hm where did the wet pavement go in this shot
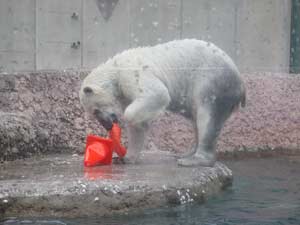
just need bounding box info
[0,152,232,218]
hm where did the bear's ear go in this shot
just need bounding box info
[83,86,93,95]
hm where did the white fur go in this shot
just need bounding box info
[80,39,245,166]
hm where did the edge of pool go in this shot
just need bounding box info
[0,153,232,218]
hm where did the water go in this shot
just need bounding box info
[2,156,300,225]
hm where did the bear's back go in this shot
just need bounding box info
[114,39,236,76]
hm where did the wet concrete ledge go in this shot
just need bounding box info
[0,153,232,218]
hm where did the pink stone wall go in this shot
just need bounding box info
[150,73,300,156]
[219,73,300,153]
[0,71,299,160]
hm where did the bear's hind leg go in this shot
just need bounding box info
[177,106,223,167]
[176,122,197,159]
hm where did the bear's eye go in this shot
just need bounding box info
[83,86,93,94]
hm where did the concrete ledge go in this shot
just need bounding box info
[0,153,232,218]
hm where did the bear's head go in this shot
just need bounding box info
[79,73,121,131]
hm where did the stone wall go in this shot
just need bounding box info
[0,0,291,73]
[0,71,299,161]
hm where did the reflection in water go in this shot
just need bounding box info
[83,163,126,180]
[84,166,114,180]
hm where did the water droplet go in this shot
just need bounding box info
[19,220,32,224]
[168,0,177,7]
[143,65,149,70]
[152,21,159,27]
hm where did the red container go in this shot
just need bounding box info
[84,135,113,167]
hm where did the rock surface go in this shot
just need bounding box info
[0,113,37,161]
[0,153,232,218]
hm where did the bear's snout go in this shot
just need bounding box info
[110,113,118,123]
[94,109,117,131]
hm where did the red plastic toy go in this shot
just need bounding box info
[109,123,127,158]
[84,123,127,167]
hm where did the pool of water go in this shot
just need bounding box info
[1,156,300,225]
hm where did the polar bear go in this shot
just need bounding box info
[79,39,246,167]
